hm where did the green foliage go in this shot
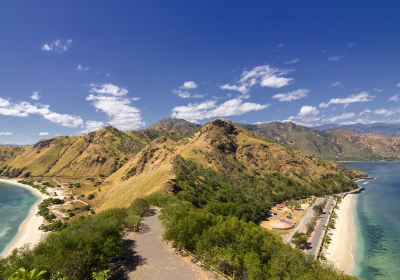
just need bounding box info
[87,193,95,200]
[159,157,356,280]
[1,209,127,280]
[91,269,110,280]
[130,197,150,217]
[8,268,46,280]
[292,232,308,249]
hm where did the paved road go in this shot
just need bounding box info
[306,196,336,257]
[286,197,323,244]
[127,208,218,280]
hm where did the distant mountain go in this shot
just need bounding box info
[314,122,400,136]
[240,121,400,161]
[137,117,200,141]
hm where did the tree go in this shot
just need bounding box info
[292,232,308,249]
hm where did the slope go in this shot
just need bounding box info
[0,127,145,178]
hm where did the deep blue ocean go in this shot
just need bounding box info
[343,162,400,280]
[0,181,36,255]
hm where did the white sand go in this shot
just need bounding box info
[325,194,357,275]
[0,179,48,257]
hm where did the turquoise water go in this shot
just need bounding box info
[343,162,400,280]
[0,182,37,255]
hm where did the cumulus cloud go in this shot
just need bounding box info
[389,94,400,102]
[0,97,83,127]
[82,120,105,133]
[171,98,268,123]
[319,92,374,108]
[0,131,13,136]
[39,132,49,136]
[87,83,144,130]
[76,64,89,72]
[41,39,72,53]
[298,106,319,119]
[220,65,293,94]
[272,88,309,102]
[180,81,198,90]
[173,81,205,99]
[31,91,40,100]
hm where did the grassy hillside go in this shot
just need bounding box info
[0,127,145,178]
[96,120,362,210]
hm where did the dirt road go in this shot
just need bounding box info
[127,208,218,280]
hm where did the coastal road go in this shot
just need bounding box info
[307,196,336,257]
[127,208,218,280]
[286,197,324,244]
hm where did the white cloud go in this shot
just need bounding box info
[272,88,309,102]
[346,42,355,49]
[0,97,83,127]
[389,94,400,102]
[31,91,40,100]
[41,39,72,53]
[180,81,198,90]
[0,131,13,136]
[319,92,374,108]
[277,43,284,48]
[39,132,49,136]
[76,64,89,72]
[220,65,293,94]
[87,83,144,130]
[331,82,342,87]
[328,55,345,62]
[284,58,300,64]
[174,90,206,99]
[325,112,356,123]
[173,81,205,99]
[82,120,105,133]
[89,83,128,96]
[298,106,319,119]
[171,98,268,123]
[373,108,396,117]
[396,82,400,88]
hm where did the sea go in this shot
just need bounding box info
[0,181,37,255]
[343,162,400,280]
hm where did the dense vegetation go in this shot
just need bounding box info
[0,156,356,279]
[154,157,355,279]
[0,199,150,280]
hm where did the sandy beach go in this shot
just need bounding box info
[325,194,357,275]
[0,179,47,257]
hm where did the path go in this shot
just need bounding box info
[306,196,336,257]
[286,197,323,244]
[127,208,218,280]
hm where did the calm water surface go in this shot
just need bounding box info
[0,181,36,254]
[344,162,400,280]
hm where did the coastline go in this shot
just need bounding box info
[325,194,357,275]
[0,179,47,257]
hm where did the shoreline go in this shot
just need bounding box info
[0,179,48,257]
[325,194,357,275]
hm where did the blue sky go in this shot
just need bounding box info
[1,0,400,144]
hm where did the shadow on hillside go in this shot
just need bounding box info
[110,238,146,280]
